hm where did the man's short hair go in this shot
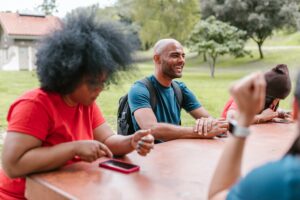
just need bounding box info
[153,38,181,55]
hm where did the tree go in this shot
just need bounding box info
[201,0,300,59]
[67,5,141,51]
[95,4,141,50]
[280,0,300,31]
[187,17,248,78]
[38,0,58,15]
[117,0,200,50]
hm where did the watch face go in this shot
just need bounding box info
[229,122,234,133]
[228,120,237,133]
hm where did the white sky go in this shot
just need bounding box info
[0,0,117,17]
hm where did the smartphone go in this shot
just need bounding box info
[272,118,290,123]
[99,159,140,174]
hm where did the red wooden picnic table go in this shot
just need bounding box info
[26,123,297,200]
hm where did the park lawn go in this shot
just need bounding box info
[246,31,300,47]
[0,48,298,133]
[98,47,298,129]
[0,46,298,162]
[0,71,39,131]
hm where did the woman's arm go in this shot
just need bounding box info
[208,72,266,199]
[1,132,111,178]
[228,107,279,124]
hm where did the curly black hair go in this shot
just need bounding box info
[36,8,135,94]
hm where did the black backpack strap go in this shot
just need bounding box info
[139,77,157,109]
[171,81,183,108]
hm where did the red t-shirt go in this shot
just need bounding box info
[221,97,238,118]
[0,88,105,199]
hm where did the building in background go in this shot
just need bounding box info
[0,11,60,70]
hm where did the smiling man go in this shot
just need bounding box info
[128,38,228,143]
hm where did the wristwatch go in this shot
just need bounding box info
[229,120,251,138]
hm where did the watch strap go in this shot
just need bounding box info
[233,125,250,138]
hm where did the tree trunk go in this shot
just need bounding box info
[203,52,207,62]
[208,56,216,78]
[257,41,264,59]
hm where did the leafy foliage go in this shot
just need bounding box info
[38,0,57,15]
[201,0,300,59]
[117,0,200,50]
[187,17,248,77]
[279,0,300,32]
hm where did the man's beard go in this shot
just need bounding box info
[162,62,183,79]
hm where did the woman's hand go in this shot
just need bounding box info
[131,129,154,156]
[74,140,113,162]
[256,108,279,123]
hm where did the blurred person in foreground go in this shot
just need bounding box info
[208,72,300,200]
[0,10,154,200]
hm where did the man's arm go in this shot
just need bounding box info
[129,80,226,140]
[134,108,227,141]
[189,107,211,119]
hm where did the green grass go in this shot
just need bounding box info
[98,48,298,129]
[0,47,298,132]
[0,71,39,132]
[2,32,297,133]
[246,31,300,47]
[97,66,247,128]
[0,44,298,164]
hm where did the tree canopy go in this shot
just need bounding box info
[187,16,248,77]
[201,0,300,59]
[38,0,58,15]
[117,0,200,50]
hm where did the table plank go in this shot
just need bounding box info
[26,123,297,200]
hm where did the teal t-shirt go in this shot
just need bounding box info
[227,155,300,200]
[128,75,201,132]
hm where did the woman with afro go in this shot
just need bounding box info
[0,9,154,199]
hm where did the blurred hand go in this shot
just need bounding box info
[131,129,154,156]
[283,111,293,122]
[74,140,113,162]
[257,108,278,123]
[230,72,266,127]
[278,110,292,119]
[194,117,214,134]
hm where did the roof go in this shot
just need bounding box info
[0,12,61,37]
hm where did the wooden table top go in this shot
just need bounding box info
[25,123,297,200]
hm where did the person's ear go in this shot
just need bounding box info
[153,54,161,64]
[293,97,298,120]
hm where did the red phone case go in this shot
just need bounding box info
[99,159,140,174]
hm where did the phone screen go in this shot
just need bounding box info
[102,160,137,169]
[99,159,140,173]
